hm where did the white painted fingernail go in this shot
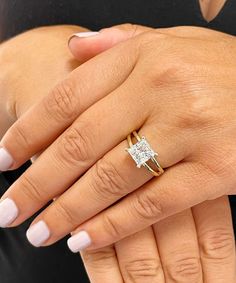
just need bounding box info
[26,221,50,247]
[67,231,92,253]
[0,148,13,171]
[72,31,100,38]
[0,198,18,227]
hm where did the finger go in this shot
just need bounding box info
[155,26,232,40]
[1,67,160,230]
[24,120,188,247]
[153,209,203,282]
[68,24,151,62]
[81,246,123,283]
[0,34,138,171]
[192,196,236,282]
[115,227,165,283]
[68,25,227,65]
[67,159,225,251]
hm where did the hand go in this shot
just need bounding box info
[83,197,236,282]
[0,24,236,252]
[0,25,86,138]
[1,25,234,283]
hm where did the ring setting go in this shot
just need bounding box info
[126,131,164,177]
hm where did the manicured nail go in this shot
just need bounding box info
[0,148,13,171]
[0,198,18,228]
[67,231,92,253]
[26,221,50,247]
[72,31,100,38]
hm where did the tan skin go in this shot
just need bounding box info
[0,2,226,132]
[0,0,226,132]
[0,2,235,283]
[4,24,236,244]
[199,0,227,22]
[0,25,235,283]
[0,25,82,138]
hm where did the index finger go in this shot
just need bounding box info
[0,39,138,171]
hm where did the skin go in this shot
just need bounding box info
[199,0,227,22]
[83,197,236,283]
[2,23,236,250]
[0,25,83,138]
[0,24,235,282]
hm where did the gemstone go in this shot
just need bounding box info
[127,137,157,168]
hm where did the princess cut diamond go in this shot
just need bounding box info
[127,137,157,168]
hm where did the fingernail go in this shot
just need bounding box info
[72,31,100,38]
[26,221,50,247]
[67,231,92,253]
[0,148,13,171]
[0,198,18,228]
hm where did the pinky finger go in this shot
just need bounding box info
[192,196,236,283]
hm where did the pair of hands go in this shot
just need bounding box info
[0,24,235,282]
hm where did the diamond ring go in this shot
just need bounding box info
[126,131,164,177]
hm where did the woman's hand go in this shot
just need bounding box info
[83,197,236,282]
[0,25,86,138]
[0,24,236,252]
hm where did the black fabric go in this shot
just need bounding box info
[0,1,236,282]
[1,0,236,41]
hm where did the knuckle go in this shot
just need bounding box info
[91,158,130,199]
[20,174,44,204]
[136,31,169,60]
[9,122,32,150]
[54,200,78,226]
[140,30,169,48]
[173,94,214,130]
[139,40,193,87]
[166,257,201,282]
[170,26,194,34]
[82,246,116,269]
[199,228,235,260]
[102,214,121,240]
[173,106,201,131]
[119,23,141,37]
[150,56,192,88]
[124,258,161,280]
[45,79,78,122]
[132,191,163,221]
[120,23,137,32]
[145,60,197,107]
[58,124,92,166]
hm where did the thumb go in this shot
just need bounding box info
[68,24,151,62]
